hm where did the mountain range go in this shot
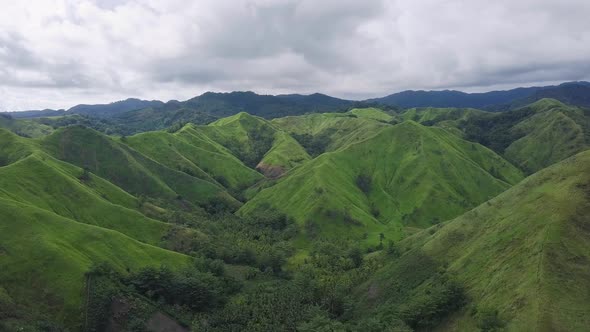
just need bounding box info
[1,89,589,331]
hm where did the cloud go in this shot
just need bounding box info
[0,0,589,110]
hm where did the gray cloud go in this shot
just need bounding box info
[0,0,589,111]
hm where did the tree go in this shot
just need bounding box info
[347,247,364,268]
[79,167,91,181]
[355,174,372,194]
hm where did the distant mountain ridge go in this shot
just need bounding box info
[3,81,589,133]
[369,81,590,110]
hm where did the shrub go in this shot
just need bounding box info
[355,174,372,194]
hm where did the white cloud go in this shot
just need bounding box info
[0,0,589,110]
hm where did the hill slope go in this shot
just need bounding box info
[359,150,590,331]
[199,112,310,175]
[40,125,239,208]
[126,124,264,192]
[0,197,191,329]
[271,110,391,156]
[239,121,523,243]
[459,99,590,173]
[0,129,170,244]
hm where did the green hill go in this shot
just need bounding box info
[0,129,170,244]
[198,112,310,176]
[0,114,53,138]
[239,121,523,244]
[348,107,394,122]
[400,107,486,124]
[126,124,263,192]
[271,111,390,156]
[459,98,590,173]
[358,149,590,331]
[0,197,191,329]
[503,99,590,172]
[40,125,239,208]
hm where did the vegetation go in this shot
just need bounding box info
[240,121,524,244]
[1,98,589,331]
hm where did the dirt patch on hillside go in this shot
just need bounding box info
[146,311,189,332]
[256,162,286,179]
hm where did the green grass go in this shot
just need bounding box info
[258,131,310,177]
[0,115,54,138]
[361,150,590,331]
[126,124,263,191]
[239,121,524,244]
[0,131,170,245]
[40,125,238,207]
[0,197,192,329]
[504,99,590,172]
[400,107,486,124]
[348,107,394,122]
[271,111,390,153]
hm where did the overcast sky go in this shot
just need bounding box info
[1,0,589,111]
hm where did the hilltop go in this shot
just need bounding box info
[240,120,523,244]
[357,150,590,331]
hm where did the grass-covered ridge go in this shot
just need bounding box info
[0,197,191,329]
[41,125,239,208]
[2,98,589,331]
[271,110,391,156]
[360,149,590,331]
[239,121,523,243]
[126,124,263,192]
[0,129,170,244]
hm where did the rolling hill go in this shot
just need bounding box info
[271,109,391,156]
[0,197,191,329]
[239,120,523,244]
[125,124,264,192]
[2,97,589,331]
[458,99,590,173]
[40,125,239,208]
[358,149,590,331]
[0,113,54,138]
[197,112,310,176]
[0,129,170,244]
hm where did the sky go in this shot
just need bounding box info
[1,0,589,111]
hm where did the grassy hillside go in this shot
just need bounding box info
[359,149,590,331]
[0,114,53,138]
[40,125,239,208]
[0,197,191,329]
[400,107,486,125]
[258,131,311,178]
[348,107,394,122]
[199,112,310,175]
[503,99,590,172]
[239,121,523,244]
[0,129,170,244]
[126,124,263,192]
[272,111,390,155]
[459,99,589,173]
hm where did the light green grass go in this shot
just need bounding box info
[348,107,394,122]
[0,116,54,138]
[271,111,390,152]
[363,149,590,331]
[40,125,238,207]
[504,99,590,172]
[0,130,170,244]
[239,121,523,244]
[0,197,192,329]
[126,124,263,191]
